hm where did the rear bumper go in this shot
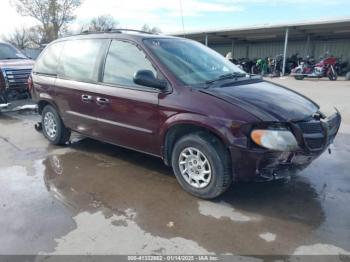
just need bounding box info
[230,111,341,181]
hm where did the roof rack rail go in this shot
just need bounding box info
[80,28,156,35]
[107,28,156,34]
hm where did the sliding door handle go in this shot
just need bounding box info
[81,94,93,102]
[96,97,110,105]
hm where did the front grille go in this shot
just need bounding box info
[298,121,323,134]
[296,113,341,152]
[296,120,325,151]
[304,137,324,149]
[4,68,32,89]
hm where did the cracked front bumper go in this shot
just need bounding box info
[230,111,341,181]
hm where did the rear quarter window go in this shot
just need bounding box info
[34,42,64,76]
[58,39,107,83]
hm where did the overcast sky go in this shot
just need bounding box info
[1,0,350,37]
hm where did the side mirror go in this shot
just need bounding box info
[133,70,167,90]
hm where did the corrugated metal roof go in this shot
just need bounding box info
[170,17,350,44]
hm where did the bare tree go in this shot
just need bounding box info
[27,26,48,47]
[3,27,32,49]
[141,24,161,34]
[12,0,82,43]
[85,15,118,32]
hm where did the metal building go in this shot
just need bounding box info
[171,18,350,75]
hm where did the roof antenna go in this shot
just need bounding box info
[179,0,186,37]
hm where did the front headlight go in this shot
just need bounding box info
[251,129,298,151]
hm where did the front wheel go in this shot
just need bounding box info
[346,71,350,81]
[171,132,232,199]
[42,105,71,145]
[328,70,338,81]
[0,94,7,104]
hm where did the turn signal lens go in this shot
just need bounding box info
[251,129,265,145]
[251,129,298,151]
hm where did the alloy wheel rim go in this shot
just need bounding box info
[178,147,212,189]
[44,112,57,139]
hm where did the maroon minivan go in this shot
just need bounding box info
[30,30,341,199]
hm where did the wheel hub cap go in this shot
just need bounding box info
[178,147,212,189]
[44,112,57,139]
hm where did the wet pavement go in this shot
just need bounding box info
[0,78,349,258]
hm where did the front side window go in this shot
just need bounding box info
[59,39,106,83]
[0,43,27,60]
[34,42,64,75]
[103,40,157,88]
[144,38,245,86]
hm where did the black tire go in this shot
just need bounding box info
[0,94,7,104]
[346,72,350,81]
[294,69,304,80]
[171,132,232,199]
[328,71,337,81]
[41,105,71,145]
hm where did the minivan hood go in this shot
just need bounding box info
[201,80,319,122]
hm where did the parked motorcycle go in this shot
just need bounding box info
[252,58,268,75]
[286,53,302,73]
[335,57,349,76]
[267,53,301,77]
[239,58,255,73]
[269,54,284,76]
[230,57,254,74]
[291,56,337,81]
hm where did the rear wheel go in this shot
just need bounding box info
[171,132,232,199]
[294,69,304,80]
[42,105,71,145]
[251,65,259,75]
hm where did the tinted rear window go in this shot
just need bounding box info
[58,39,106,83]
[34,42,64,75]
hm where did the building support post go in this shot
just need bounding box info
[282,27,289,76]
[306,34,311,56]
[205,34,208,46]
[231,39,235,57]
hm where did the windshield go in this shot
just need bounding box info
[0,43,27,60]
[144,38,245,86]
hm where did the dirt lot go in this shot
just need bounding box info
[0,77,349,258]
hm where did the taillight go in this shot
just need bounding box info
[27,75,33,92]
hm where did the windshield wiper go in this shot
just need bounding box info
[205,72,248,86]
